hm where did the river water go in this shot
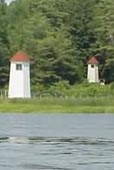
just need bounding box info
[0,113,114,170]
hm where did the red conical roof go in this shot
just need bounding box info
[10,51,30,62]
[87,56,98,64]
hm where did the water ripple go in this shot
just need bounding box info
[0,136,114,146]
[21,164,72,170]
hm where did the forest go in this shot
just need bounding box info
[0,0,114,94]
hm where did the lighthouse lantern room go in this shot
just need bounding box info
[8,51,31,98]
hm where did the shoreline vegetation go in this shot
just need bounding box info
[1,83,114,113]
[0,96,114,113]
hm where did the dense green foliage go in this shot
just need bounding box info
[1,0,114,90]
[32,81,114,98]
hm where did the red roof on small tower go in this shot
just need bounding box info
[10,51,30,62]
[87,56,98,65]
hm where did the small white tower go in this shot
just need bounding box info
[87,56,99,83]
[8,51,31,98]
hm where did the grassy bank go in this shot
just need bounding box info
[0,97,114,113]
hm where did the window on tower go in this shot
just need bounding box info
[16,64,22,70]
[91,64,94,68]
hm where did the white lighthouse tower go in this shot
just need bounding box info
[8,51,31,98]
[87,56,99,83]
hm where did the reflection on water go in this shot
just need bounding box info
[0,114,114,170]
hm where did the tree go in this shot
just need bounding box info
[93,0,114,82]
[0,1,9,87]
[7,0,85,87]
